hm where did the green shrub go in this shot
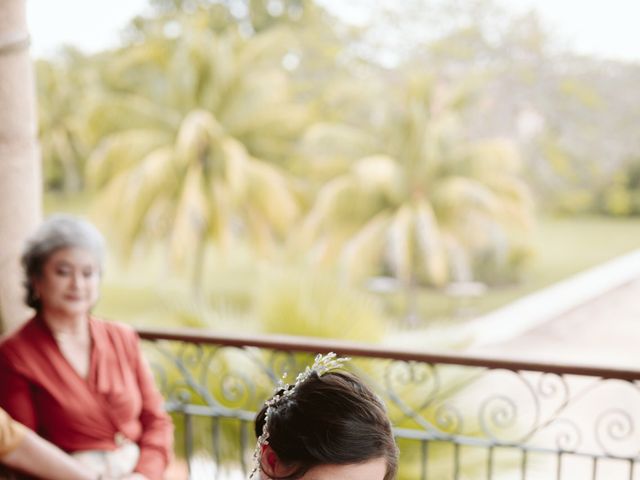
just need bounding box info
[255,266,388,342]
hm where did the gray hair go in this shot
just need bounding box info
[21,214,105,310]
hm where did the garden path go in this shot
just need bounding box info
[466,249,640,369]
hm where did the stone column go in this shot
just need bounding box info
[0,0,41,333]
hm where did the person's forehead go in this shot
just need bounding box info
[302,457,387,480]
[46,247,98,265]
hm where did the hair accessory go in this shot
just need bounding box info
[249,352,350,479]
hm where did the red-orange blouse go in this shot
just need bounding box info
[0,316,173,480]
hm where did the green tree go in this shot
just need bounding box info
[87,13,308,288]
[36,52,94,192]
[146,0,315,34]
[294,75,534,292]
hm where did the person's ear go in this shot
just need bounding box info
[261,445,291,478]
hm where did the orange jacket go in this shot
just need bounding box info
[0,316,173,479]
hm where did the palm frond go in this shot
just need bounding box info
[338,212,391,283]
[414,199,448,286]
[87,129,170,188]
[386,205,414,284]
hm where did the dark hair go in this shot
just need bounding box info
[21,214,105,310]
[254,371,399,479]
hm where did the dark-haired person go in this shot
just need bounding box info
[0,215,173,480]
[0,407,99,479]
[253,361,399,480]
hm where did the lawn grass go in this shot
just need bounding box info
[402,215,640,326]
[487,215,640,309]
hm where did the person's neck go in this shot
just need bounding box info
[41,310,90,336]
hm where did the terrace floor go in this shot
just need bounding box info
[458,248,640,370]
[471,275,640,369]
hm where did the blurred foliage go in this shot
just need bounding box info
[85,15,309,288]
[38,0,542,295]
[294,75,535,288]
[598,156,640,216]
[255,266,388,341]
[36,52,93,191]
[37,0,640,313]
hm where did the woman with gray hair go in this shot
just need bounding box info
[0,215,173,480]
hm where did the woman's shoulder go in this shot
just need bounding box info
[0,318,49,373]
[0,317,42,354]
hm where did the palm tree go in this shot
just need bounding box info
[294,75,534,296]
[87,13,307,289]
[0,0,42,331]
[36,52,95,192]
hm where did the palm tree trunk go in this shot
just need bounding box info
[191,237,206,302]
[0,0,42,333]
[404,276,420,327]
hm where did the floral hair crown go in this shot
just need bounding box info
[249,352,350,479]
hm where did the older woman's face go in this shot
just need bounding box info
[34,247,100,317]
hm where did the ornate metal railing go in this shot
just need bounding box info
[138,327,640,480]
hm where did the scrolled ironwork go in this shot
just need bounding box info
[479,394,519,441]
[434,402,464,435]
[266,350,303,385]
[383,361,440,413]
[595,408,638,457]
[537,372,569,402]
[218,371,255,407]
[550,418,583,452]
[137,328,640,479]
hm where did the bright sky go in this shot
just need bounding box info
[26,0,640,62]
[498,0,640,62]
[27,0,150,58]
